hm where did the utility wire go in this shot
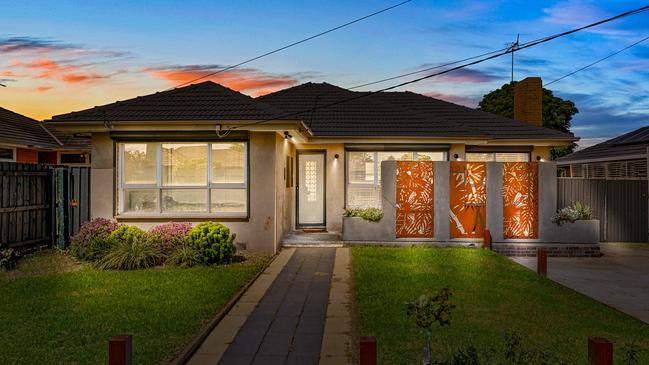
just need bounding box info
[347,47,508,89]
[221,4,649,133]
[545,34,649,86]
[167,0,413,90]
[349,6,649,90]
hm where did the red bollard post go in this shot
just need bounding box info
[483,229,492,250]
[537,248,547,277]
[109,335,132,365]
[360,336,377,365]
[588,337,613,365]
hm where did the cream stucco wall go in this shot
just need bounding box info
[90,132,114,219]
[89,131,281,254]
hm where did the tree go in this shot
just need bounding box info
[477,82,579,159]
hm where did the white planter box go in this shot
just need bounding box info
[342,216,393,242]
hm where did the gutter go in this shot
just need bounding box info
[39,124,64,146]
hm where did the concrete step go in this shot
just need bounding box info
[281,231,343,247]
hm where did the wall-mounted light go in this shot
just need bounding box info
[284,131,293,139]
[536,155,542,161]
[453,153,459,159]
[334,154,339,159]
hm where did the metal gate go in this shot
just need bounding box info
[557,178,648,242]
[503,162,539,239]
[395,161,434,238]
[449,162,486,239]
[0,163,90,250]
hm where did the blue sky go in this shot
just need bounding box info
[1,0,648,147]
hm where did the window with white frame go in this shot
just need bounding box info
[118,142,247,216]
[346,150,446,208]
[465,152,530,162]
[0,147,16,162]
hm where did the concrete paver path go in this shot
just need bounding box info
[219,248,336,365]
[513,243,649,324]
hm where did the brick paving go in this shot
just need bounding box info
[219,248,336,365]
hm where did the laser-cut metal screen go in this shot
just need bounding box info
[395,161,434,238]
[503,162,539,239]
[449,162,486,239]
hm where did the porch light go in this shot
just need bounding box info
[334,154,339,159]
[284,131,293,139]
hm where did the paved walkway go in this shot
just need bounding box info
[512,243,649,324]
[219,247,336,364]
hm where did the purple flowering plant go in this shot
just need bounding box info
[148,222,192,254]
[70,218,119,261]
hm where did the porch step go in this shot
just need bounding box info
[281,231,343,248]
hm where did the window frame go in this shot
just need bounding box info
[117,141,249,218]
[344,150,447,208]
[58,151,90,165]
[0,146,16,162]
[465,152,531,162]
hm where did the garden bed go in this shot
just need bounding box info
[353,246,649,364]
[0,250,269,364]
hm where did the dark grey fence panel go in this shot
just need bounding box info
[0,162,53,250]
[558,178,648,242]
[606,180,648,242]
[67,166,91,239]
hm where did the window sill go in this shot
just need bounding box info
[115,214,249,222]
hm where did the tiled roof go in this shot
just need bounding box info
[259,82,575,140]
[50,80,575,141]
[51,81,284,122]
[556,126,649,163]
[0,107,90,150]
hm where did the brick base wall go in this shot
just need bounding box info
[493,243,601,257]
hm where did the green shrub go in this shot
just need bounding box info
[344,207,383,222]
[108,225,147,244]
[551,201,593,226]
[167,245,201,268]
[186,222,236,265]
[69,218,118,261]
[98,235,164,270]
[0,248,20,271]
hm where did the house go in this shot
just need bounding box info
[0,107,91,165]
[47,77,578,254]
[556,127,649,242]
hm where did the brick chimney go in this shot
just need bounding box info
[514,77,542,127]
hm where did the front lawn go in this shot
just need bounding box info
[353,246,649,364]
[0,250,269,364]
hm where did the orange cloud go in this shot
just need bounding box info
[34,85,53,92]
[144,65,299,96]
[9,58,111,84]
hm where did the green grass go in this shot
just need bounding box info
[0,250,269,365]
[353,246,649,364]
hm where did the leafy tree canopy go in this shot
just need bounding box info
[477,82,579,159]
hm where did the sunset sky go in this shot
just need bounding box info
[2,0,648,147]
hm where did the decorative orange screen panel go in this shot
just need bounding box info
[449,162,486,238]
[503,162,539,239]
[396,161,434,238]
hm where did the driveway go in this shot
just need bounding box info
[512,243,649,324]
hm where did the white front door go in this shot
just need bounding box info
[297,151,325,227]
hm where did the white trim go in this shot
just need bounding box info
[117,141,249,216]
[0,146,16,162]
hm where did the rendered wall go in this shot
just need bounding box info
[89,131,280,254]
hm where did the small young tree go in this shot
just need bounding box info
[406,287,456,365]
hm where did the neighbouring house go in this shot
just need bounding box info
[556,127,649,242]
[47,77,587,254]
[0,107,91,165]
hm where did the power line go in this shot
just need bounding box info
[347,47,508,89]
[349,6,649,90]
[545,34,649,86]
[167,0,413,90]
[223,4,649,132]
